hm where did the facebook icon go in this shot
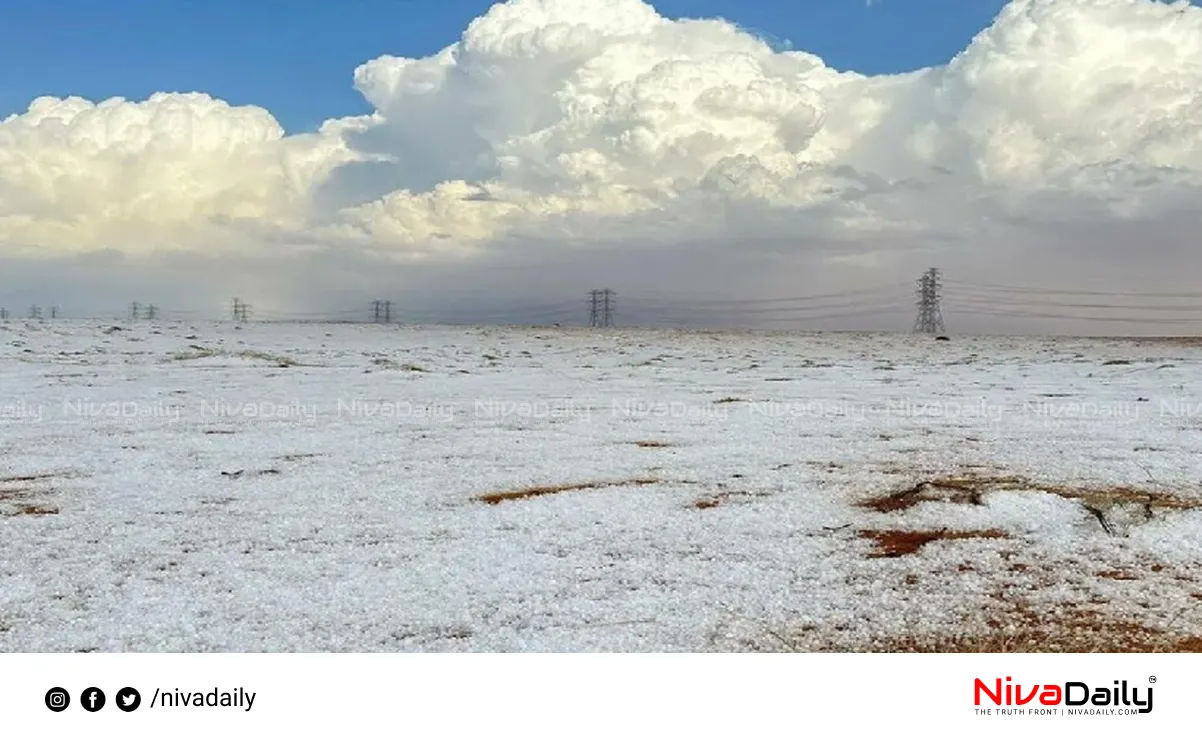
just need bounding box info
[81,687,106,712]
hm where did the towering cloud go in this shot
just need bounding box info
[0,93,367,253]
[2,0,1201,327]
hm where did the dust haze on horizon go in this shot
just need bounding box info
[3,0,1202,335]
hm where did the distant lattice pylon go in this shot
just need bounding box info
[588,289,615,327]
[913,268,946,334]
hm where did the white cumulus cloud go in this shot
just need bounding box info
[2,0,1202,330]
[0,93,367,254]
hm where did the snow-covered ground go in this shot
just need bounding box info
[2,320,1201,651]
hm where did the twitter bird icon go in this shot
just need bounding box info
[116,687,141,712]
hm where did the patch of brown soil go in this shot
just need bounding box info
[859,528,1008,558]
[0,473,63,517]
[861,473,1196,514]
[9,503,58,516]
[0,487,35,501]
[479,478,659,505]
[1097,570,1139,581]
[0,473,58,484]
[862,476,1029,512]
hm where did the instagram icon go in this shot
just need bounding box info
[45,687,70,712]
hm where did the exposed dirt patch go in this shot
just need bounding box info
[1097,569,1139,581]
[0,472,63,517]
[859,528,1009,558]
[0,489,59,517]
[220,468,283,479]
[479,478,660,505]
[170,347,219,361]
[235,350,299,367]
[807,461,845,472]
[693,497,722,510]
[5,503,59,517]
[372,358,427,372]
[862,476,1023,512]
[169,348,299,367]
[861,473,1196,515]
[0,488,34,501]
[392,623,474,642]
[631,440,672,448]
[0,473,60,484]
[713,397,744,404]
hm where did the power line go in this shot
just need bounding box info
[943,280,1202,299]
[628,303,916,324]
[942,306,1202,325]
[943,290,1202,313]
[18,276,1202,332]
[620,283,911,307]
[622,294,907,316]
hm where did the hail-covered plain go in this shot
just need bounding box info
[1,321,1201,651]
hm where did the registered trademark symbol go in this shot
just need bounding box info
[1149,676,1157,684]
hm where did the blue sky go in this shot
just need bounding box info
[0,0,1009,133]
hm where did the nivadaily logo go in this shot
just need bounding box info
[974,676,1153,715]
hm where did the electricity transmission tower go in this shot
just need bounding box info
[588,289,615,327]
[913,268,946,334]
[0,308,7,320]
[145,304,157,321]
[371,300,392,323]
[131,301,141,321]
[28,305,41,321]
[231,298,251,323]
